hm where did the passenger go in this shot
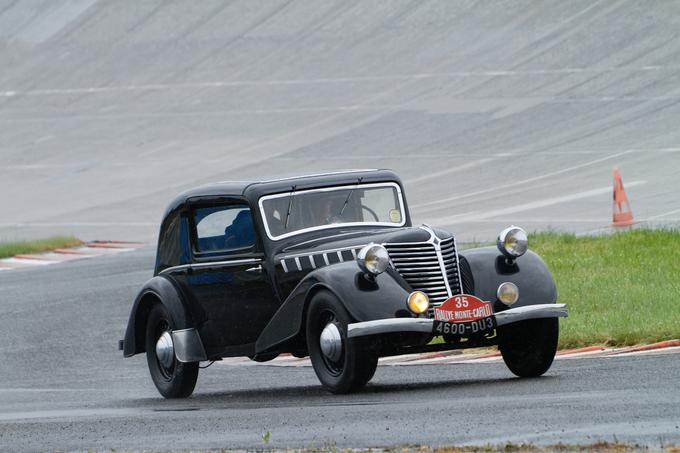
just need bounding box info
[224,209,255,249]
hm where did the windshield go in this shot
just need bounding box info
[259,182,406,240]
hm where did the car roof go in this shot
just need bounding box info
[162,169,403,218]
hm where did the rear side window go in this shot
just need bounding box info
[194,204,255,253]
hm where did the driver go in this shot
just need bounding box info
[320,195,347,225]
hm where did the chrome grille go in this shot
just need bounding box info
[440,237,463,296]
[384,237,462,307]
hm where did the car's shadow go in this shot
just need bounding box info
[130,374,558,410]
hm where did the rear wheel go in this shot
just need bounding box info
[306,290,378,394]
[498,317,559,377]
[145,303,199,398]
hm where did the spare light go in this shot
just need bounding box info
[497,226,528,259]
[357,244,390,275]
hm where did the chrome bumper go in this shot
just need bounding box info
[347,303,568,339]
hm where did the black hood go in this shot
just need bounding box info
[274,224,453,258]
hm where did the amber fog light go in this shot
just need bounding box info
[497,282,519,306]
[407,291,430,314]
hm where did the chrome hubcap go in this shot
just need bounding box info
[155,331,175,369]
[319,323,342,362]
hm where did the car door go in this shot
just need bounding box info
[185,200,278,355]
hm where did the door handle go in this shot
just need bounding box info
[245,265,262,273]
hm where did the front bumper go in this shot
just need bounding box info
[347,303,568,338]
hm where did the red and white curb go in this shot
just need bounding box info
[0,240,145,271]
[217,340,680,367]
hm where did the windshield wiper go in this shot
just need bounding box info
[284,185,296,229]
[339,177,362,216]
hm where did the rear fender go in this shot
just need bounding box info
[122,275,197,357]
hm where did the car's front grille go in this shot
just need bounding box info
[384,237,462,307]
[440,237,463,298]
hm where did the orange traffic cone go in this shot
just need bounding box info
[612,167,635,227]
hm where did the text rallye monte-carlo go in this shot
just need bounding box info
[120,170,568,397]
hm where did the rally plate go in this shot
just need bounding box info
[432,294,496,336]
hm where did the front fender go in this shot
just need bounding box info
[459,247,557,312]
[255,261,412,354]
[122,275,196,357]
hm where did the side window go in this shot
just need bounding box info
[194,204,255,253]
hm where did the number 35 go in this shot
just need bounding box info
[454,296,469,308]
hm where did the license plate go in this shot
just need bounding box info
[433,316,496,336]
[432,294,496,336]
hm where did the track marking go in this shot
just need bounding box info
[0,408,141,422]
[425,181,646,225]
[0,241,145,271]
[2,65,679,97]
[646,208,680,220]
[0,257,53,266]
[218,341,680,368]
[404,158,498,184]
[412,149,638,210]
[0,222,156,227]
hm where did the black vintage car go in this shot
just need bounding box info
[121,169,567,397]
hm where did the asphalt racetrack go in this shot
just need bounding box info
[2,1,680,451]
[1,1,680,243]
[1,248,680,451]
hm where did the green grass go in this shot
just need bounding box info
[0,236,82,259]
[531,229,680,348]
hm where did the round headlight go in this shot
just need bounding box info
[357,244,390,275]
[497,282,519,306]
[497,226,528,259]
[407,291,430,314]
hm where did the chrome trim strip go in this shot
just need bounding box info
[449,235,463,292]
[337,251,343,262]
[348,318,435,337]
[347,304,568,338]
[159,264,192,274]
[294,257,302,271]
[280,260,288,273]
[351,249,357,259]
[421,225,453,298]
[309,255,316,269]
[392,258,439,263]
[494,304,568,326]
[159,258,261,275]
[397,266,443,272]
[399,270,443,275]
[323,253,330,265]
[258,182,406,241]
[191,259,261,271]
[403,273,446,279]
[281,244,368,260]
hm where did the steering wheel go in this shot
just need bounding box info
[361,205,379,222]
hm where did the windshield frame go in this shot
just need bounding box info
[257,182,407,241]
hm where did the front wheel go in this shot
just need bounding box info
[306,290,378,394]
[145,303,199,398]
[498,317,559,378]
